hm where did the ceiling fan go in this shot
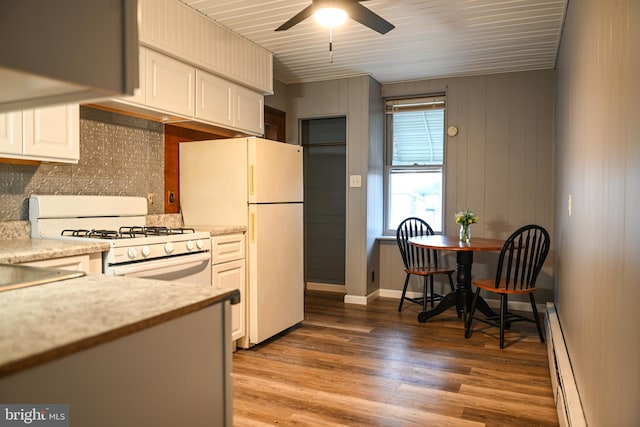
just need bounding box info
[275,0,395,35]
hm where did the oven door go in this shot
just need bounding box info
[109,252,212,286]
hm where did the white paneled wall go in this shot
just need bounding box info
[554,0,640,425]
[381,70,555,302]
[383,70,555,240]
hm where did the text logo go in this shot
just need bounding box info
[0,405,69,427]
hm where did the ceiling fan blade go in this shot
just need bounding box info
[275,5,314,31]
[343,2,394,34]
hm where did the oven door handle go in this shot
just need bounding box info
[111,252,211,276]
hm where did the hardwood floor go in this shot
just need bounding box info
[232,291,559,426]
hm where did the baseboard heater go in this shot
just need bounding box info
[546,303,587,427]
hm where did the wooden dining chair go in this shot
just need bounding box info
[396,217,455,313]
[464,224,550,349]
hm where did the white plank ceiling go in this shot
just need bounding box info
[178,0,567,84]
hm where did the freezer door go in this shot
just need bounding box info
[179,138,248,226]
[248,203,304,344]
[248,138,303,203]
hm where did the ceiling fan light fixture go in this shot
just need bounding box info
[314,7,348,27]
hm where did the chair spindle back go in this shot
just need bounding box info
[396,217,438,270]
[495,224,550,291]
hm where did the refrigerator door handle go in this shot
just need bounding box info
[250,212,256,243]
[249,165,255,196]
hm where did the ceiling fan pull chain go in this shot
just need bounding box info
[329,26,334,63]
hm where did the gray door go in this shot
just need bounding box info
[301,117,346,286]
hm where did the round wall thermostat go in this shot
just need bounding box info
[447,126,458,137]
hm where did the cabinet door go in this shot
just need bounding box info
[212,259,246,341]
[117,46,146,105]
[146,50,195,117]
[195,70,234,128]
[0,111,22,155]
[235,86,264,135]
[23,104,79,162]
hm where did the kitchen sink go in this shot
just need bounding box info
[0,264,85,292]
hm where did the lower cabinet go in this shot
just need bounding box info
[21,253,103,274]
[0,303,233,427]
[211,233,246,343]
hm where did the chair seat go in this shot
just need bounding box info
[473,278,537,295]
[405,266,455,276]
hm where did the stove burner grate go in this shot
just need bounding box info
[61,226,197,240]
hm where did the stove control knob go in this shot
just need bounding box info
[164,242,175,254]
[186,240,195,251]
[127,247,138,259]
[196,239,205,250]
[141,245,151,258]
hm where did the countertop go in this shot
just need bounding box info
[0,274,240,377]
[191,225,247,236]
[0,238,109,264]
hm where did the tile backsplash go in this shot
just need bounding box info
[0,106,164,221]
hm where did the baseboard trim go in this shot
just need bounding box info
[379,289,420,299]
[546,302,586,427]
[342,288,545,311]
[379,288,545,312]
[344,289,380,305]
[306,282,346,293]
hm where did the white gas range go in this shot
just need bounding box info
[29,195,212,285]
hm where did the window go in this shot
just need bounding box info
[385,95,446,234]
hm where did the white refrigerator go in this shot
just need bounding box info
[179,137,304,346]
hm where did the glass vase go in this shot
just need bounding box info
[459,223,471,243]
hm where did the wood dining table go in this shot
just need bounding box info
[408,235,505,323]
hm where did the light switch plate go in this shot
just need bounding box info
[349,175,362,188]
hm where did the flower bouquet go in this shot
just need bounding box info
[455,208,479,243]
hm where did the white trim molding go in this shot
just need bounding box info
[546,303,586,427]
[379,288,545,312]
[344,289,380,305]
[306,282,346,293]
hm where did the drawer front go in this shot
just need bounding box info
[211,234,245,264]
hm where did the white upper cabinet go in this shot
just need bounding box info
[196,70,264,135]
[117,46,147,106]
[195,70,234,129]
[235,86,264,136]
[0,105,79,163]
[103,48,265,136]
[0,112,23,155]
[138,0,273,95]
[145,49,195,117]
[98,0,270,135]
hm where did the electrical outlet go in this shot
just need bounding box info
[167,191,176,206]
[147,192,154,205]
[349,175,362,187]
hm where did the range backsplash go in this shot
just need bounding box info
[0,106,164,221]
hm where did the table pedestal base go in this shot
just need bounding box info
[417,251,496,323]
